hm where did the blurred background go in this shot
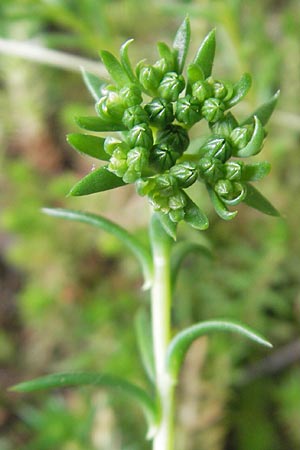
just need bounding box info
[0,0,300,449]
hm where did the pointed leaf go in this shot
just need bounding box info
[69,166,125,196]
[11,372,159,435]
[241,161,271,182]
[135,309,155,382]
[173,16,191,74]
[243,183,280,216]
[75,116,126,132]
[184,196,209,230]
[120,39,137,82]
[226,73,252,108]
[67,133,109,161]
[81,68,106,101]
[207,185,238,220]
[242,90,280,126]
[42,208,153,288]
[100,50,131,86]
[167,320,273,382]
[235,116,264,158]
[157,42,176,71]
[186,62,205,94]
[193,29,216,78]
[156,212,177,241]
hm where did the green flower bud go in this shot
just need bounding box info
[169,208,185,223]
[108,148,128,177]
[106,91,126,120]
[149,192,170,213]
[170,162,198,188]
[158,72,185,102]
[154,173,177,197]
[120,85,143,107]
[169,191,186,210]
[198,157,224,184]
[126,123,153,149]
[96,96,111,121]
[175,95,202,126]
[123,147,149,183]
[229,126,252,150]
[104,136,129,156]
[215,180,246,205]
[200,137,232,162]
[144,98,174,127]
[192,80,213,103]
[202,98,225,123]
[122,106,149,129]
[150,144,180,172]
[153,58,169,76]
[224,161,243,181]
[156,125,190,154]
[138,64,162,95]
[210,112,238,137]
[210,79,234,101]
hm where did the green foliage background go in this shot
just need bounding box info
[0,1,300,449]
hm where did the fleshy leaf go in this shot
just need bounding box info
[67,133,109,161]
[69,166,125,196]
[135,309,155,382]
[226,73,252,108]
[75,116,126,132]
[235,116,264,158]
[81,68,106,101]
[166,320,273,382]
[241,162,271,182]
[173,16,191,74]
[184,196,209,230]
[10,372,159,438]
[193,29,216,78]
[207,185,237,220]
[42,208,153,288]
[120,39,137,82]
[99,50,131,86]
[242,90,280,126]
[243,183,280,216]
[157,212,178,241]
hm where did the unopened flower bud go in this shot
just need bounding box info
[156,125,190,154]
[202,98,225,123]
[108,148,128,177]
[145,98,174,127]
[123,147,149,183]
[126,123,153,149]
[120,85,143,107]
[122,106,149,129]
[150,144,179,172]
[210,112,238,137]
[158,72,185,102]
[200,137,232,163]
[192,80,213,103]
[224,161,242,181]
[105,91,126,120]
[198,157,224,184]
[230,126,252,150]
[175,95,202,126]
[170,162,198,188]
[138,64,162,95]
[104,136,129,156]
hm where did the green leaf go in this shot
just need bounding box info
[11,372,159,438]
[241,162,271,182]
[69,166,125,196]
[184,196,209,230]
[243,183,280,216]
[193,29,216,78]
[135,309,155,382]
[120,39,137,82]
[171,241,212,288]
[226,73,252,108]
[242,90,280,126]
[67,133,109,161]
[173,16,191,74]
[42,208,153,289]
[100,50,131,86]
[207,185,238,220]
[157,212,178,241]
[235,116,264,158]
[166,320,273,382]
[75,116,126,132]
[157,42,175,71]
[81,68,106,101]
[186,62,205,94]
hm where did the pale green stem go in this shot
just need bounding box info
[150,214,175,450]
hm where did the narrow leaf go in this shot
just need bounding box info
[100,50,131,86]
[11,372,159,434]
[241,161,271,182]
[135,309,155,382]
[81,68,106,101]
[184,196,209,230]
[173,16,191,74]
[167,320,273,382]
[67,133,109,161]
[235,116,264,158]
[193,29,216,78]
[207,185,238,220]
[42,208,153,288]
[120,39,137,82]
[242,90,280,126]
[157,42,175,71]
[186,63,205,94]
[157,212,177,241]
[243,183,280,216]
[226,73,252,108]
[69,166,125,196]
[75,116,126,132]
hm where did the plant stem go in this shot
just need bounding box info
[150,214,175,450]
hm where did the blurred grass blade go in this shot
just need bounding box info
[184,196,209,230]
[226,73,252,108]
[120,39,136,82]
[207,185,238,220]
[135,309,155,382]
[42,208,153,288]
[193,29,216,78]
[67,133,109,161]
[243,183,280,216]
[171,241,212,288]
[242,90,280,126]
[173,16,191,74]
[11,372,159,436]
[81,68,106,101]
[241,162,271,182]
[235,116,264,157]
[69,166,125,196]
[100,50,131,86]
[75,116,126,132]
[167,320,273,382]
